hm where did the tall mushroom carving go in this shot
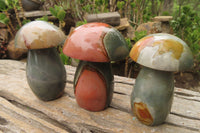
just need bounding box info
[63,22,129,111]
[15,20,66,101]
[129,33,193,125]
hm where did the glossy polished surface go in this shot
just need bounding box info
[104,28,129,61]
[63,23,110,62]
[75,69,107,111]
[26,47,66,101]
[63,22,129,62]
[15,21,66,49]
[74,61,114,111]
[129,33,193,71]
[131,66,174,126]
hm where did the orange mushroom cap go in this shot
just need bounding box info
[63,22,129,62]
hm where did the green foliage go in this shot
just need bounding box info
[81,0,109,13]
[117,1,125,10]
[15,19,31,30]
[60,52,72,65]
[142,7,152,22]
[125,38,132,51]
[0,0,19,11]
[35,16,48,22]
[0,13,9,24]
[22,19,31,25]
[75,19,87,27]
[58,46,71,65]
[0,0,7,10]
[49,5,66,21]
[171,5,200,72]
[94,0,109,12]
[5,0,19,8]
[82,4,91,13]
[130,2,136,8]
[162,11,170,16]
[133,30,147,42]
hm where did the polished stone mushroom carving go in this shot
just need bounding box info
[63,22,129,111]
[15,20,66,101]
[129,33,193,126]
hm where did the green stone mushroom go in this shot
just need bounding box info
[15,20,66,101]
[129,33,193,126]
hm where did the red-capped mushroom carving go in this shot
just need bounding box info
[63,22,129,111]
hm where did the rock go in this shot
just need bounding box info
[22,0,42,11]
[7,39,28,60]
[153,16,173,22]
[160,22,173,34]
[126,25,135,40]
[0,29,9,44]
[136,21,162,34]
[85,12,121,26]
[136,16,173,35]
[115,18,130,31]
[153,16,173,34]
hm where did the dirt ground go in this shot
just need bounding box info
[174,72,200,92]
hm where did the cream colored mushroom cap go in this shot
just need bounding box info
[129,33,193,71]
[15,21,66,49]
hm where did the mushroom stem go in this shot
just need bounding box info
[74,61,114,111]
[26,47,66,101]
[130,66,174,126]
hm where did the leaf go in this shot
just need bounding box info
[60,53,71,65]
[49,7,57,17]
[57,10,66,21]
[133,31,147,42]
[0,13,6,19]
[0,13,9,24]
[131,2,136,8]
[4,0,12,8]
[35,16,48,21]
[22,19,31,25]
[0,0,7,10]
[117,1,125,9]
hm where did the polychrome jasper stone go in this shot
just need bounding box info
[129,33,193,71]
[129,33,193,126]
[74,61,113,111]
[15,21,65,49]
[131,67,174,125]
[27,48,66,101]
[63,22,129,111]
[63,22,129,62]
[15,21,66,101]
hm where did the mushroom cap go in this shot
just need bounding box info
[129,33,193,71]
[15,20,66,49]
[62,22,129,62]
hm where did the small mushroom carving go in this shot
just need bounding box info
[15,21,66,101]
[129,33,193,126]
[63,22,129,111]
